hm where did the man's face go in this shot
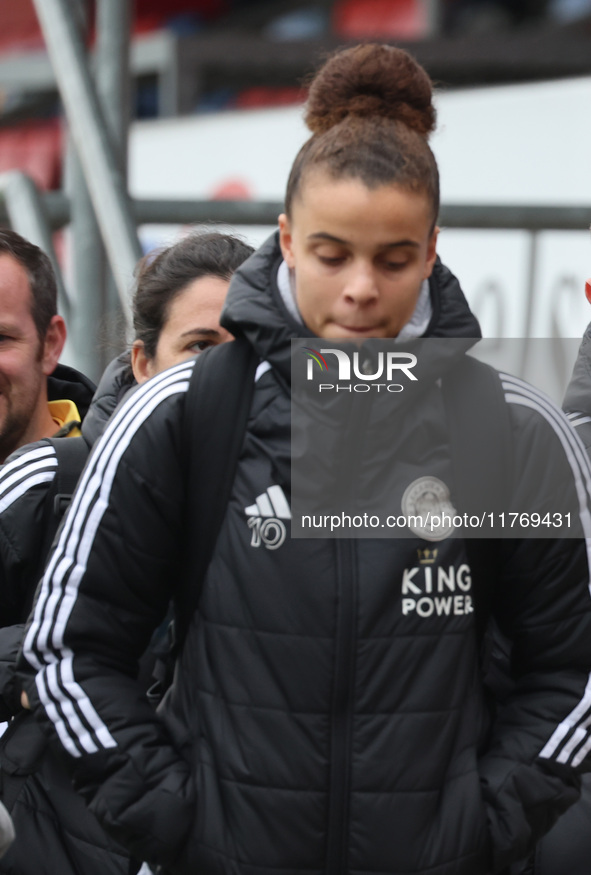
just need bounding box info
[0,254,59,461]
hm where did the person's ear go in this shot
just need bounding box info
[423,226,439,280]
[41,315,67,375]
[278,213,296,269]
[131,340,153,384]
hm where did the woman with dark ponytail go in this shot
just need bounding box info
[20,45,591,875]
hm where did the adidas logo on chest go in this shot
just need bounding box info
[245,485,291,550]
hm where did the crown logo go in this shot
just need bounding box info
[417,548,438,564]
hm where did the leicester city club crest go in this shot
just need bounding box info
[401,476,457,542]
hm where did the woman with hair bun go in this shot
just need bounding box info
[20,45,591,875]
[82,230,253,444]
[0,230,253,875]
[279,44,439,342]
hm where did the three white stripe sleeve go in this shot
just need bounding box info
[0,443,60,716]
[21,361,196,761]
[493,374,591,769]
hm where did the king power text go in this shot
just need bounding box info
[402,563,473,617]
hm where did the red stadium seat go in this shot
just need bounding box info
[333,0,431,40]
[0,120,62,191]
[233,87,307,110]
[0,1,43,52]
[0,0,229,51]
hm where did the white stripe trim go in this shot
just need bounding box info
[571,725,591,768]
[25,362,194,756]
[570,416,591,429]
[538,675,591,763]
[554,706,591,765]
[501,373,591,545]
[42,659,103,755]
[28,364,194,662]
[501,374,591,766]
[0,448,56,499]
[502,389,591,545]
[36,678,84,758]
[255,361,271,382]
[0,444,54,479]
[0,469,56,514]
[27,362,194,662]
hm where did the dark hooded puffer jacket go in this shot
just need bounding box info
[19,233,591,875]
[563,321,591,451]
[522,326,591,875]
[0,363,96,705]
[0,359,138,875]
[0,355,133,714]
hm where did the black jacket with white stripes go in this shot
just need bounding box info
[0,358,138,875]
[563,320,591,448]
[0,358,138,718]
[0,364,95,717]
[20,234,591,875]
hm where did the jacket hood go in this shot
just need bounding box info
[221,231,481,384]
[48,363,96,421]
[563,321,591,416]
[82,353,137,447]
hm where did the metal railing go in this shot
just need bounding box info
[32,0,141,322]
[0,171,71,320]
[5,0,589,384]
[3,195,588,234]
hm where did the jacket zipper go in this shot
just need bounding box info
[326,363,374,874]
[326,538,357,875]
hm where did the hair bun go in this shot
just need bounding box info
[305,44,435,138]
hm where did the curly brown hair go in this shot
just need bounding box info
[285,44,439,227]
